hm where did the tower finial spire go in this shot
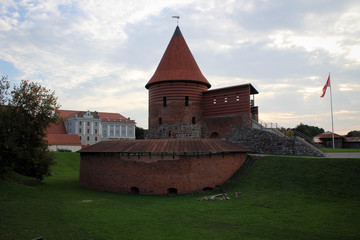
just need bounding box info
[172,16,180,25]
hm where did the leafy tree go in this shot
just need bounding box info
[346,130,360,137]
[293,123,324,139]
[136,126,146,139]
[0,78,60,180]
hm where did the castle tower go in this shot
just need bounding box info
[146,26,211,139]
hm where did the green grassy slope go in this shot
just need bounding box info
[0,153,359,240]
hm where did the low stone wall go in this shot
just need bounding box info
[79,152,247,195]
[227,126,324,157]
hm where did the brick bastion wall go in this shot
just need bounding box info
[79,152,246,195]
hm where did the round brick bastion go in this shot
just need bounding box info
[79,139,248,195]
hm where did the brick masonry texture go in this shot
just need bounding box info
[79,152,247,195]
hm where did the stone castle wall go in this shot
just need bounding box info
[147,123,203,139]
[227,126,324,157]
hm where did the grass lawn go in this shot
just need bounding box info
[1,153,360,240]
[321,148,360,153]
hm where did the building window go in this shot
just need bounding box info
[185,96,189,106]
[159,117,162,125]
[95,129,97,134]
[224,95,228,103]
[213,97,216,104]
[163,97,167,107]
[87,136,89,141]
[79,128,82,133]
[110,125,114,136]
[116,126,120,137]
[87,129,90,134]
[121,126,126,136]
[79,136,82,141]
[95,122,98,127]
[95,137,97,141]
[79,121,82,125]
[192,117,196,124]
[236,94,240,102]
[87,122,90,126]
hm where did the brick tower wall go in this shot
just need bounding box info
[202,85,254,138]
[148,81,208,139]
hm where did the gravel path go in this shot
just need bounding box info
[324,152,360,158]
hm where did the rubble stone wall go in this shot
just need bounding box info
[147,123,202,139]
[228,126,324,157]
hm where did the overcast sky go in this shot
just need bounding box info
[1,0,359,134]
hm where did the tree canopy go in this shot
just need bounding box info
[135,126,146,139]
[0,77,60,180]
[293,123,324,139]
[346,130,360,137]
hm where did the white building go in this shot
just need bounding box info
[48,110,136,146]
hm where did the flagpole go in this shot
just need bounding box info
[329,72,335,149]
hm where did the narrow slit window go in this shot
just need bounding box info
[185,96,189,106]
[192,117,196,124]
[163,97,167,107]
[213,97,216,104]
[159,117,162,125]
[224,95,228,103]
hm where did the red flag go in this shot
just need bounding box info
[320,75,330,98]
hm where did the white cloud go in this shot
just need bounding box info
[338,83,360,91]
[0,0,359,132]
[266,5,360,66]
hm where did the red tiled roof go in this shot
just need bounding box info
[145,26,211,89]
[315,131,343,139]
[47,122,67,134]
[45,134,81,146]
[79,139,249,153]
[57,110,128,120]
[98,112,127,121]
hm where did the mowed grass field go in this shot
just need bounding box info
[1,153,360,240]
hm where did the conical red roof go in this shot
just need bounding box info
[145,26,211,89]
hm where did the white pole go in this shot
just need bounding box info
[329,73,335,149]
